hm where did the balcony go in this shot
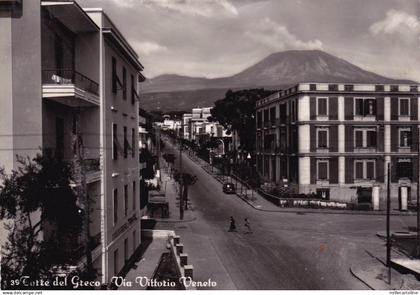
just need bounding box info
[42,69,100,107]
[71,158,101,185]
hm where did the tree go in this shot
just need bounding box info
[210,88,276,152]
[0,153,85,290]
[162,153,176,176]
[173,171,197,218]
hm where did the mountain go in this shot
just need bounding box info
[141,50,416,111]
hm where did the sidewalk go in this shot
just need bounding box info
[350,251,420,289]
[150,164,196,223]
[187,152,416,217]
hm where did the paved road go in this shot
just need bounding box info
[156,140,416,290]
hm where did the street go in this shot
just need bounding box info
[155,139,417,289]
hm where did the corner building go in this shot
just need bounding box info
[256,83,420,203]
[0,0,146,284]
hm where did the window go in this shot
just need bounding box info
[396,159,412,179]
[132,128,135,157]
[113,188,118,224]
[399,128,412,147]
[279,104,287,123]
[375,85,384,92]
[263,109,269,126]
[122,66,127,100]
[123,126,128,158]
[112,57,117,94]
[279,128,287,152]
[345,84,354,91]
[354,128,377,148]
[317,160,329,180]
[399,98,410,116]
[114,249,119,275]
[317,128,329,149]
[124,184,128,216]
[328,84,338,91]
[390,85,399,92]
[410,85,418,92]
[112,123,118,159]
[269,107,276,125]
[355,98,376,116]
[133,181,136,210]
[124,238,128,262]
[317,98,328,116]
[354,160,375,180]
[310,84,317,91]
[131,74,135,104]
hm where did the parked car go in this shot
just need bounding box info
[223,182,236,194]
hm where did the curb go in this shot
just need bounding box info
[147,216,197,223]
[349,266,375,290]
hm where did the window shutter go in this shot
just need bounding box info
[345,158,353,184]
[344,97,353,120]
[310,157,316,184]
[391,157,397,183]
[390,126,398,152]
[329,96,338,120]
[411,125,418,152]
[310,97,316,120]
[377,126,384,152]
[390,97,398,120]
[376,157,384,182]
[329,125,338,152]
[376,97,384,120]
[411,97,418,120]
[345,125,354,152]
[310,125,316,152]
[330,157,338,184]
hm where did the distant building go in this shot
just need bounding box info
[159,114,182,135]
[0,0,146,284]
[182,107,229,142]
[255,82,420,203]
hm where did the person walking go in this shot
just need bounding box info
[229,216,237,232]
[244,218,252,234]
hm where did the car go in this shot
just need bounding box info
[223,182,236,194]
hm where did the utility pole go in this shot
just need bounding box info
[72,109,93,276]
[386,162,391,284]
[179,136,184,220]
[417,126,420,257]
[156,126,161,181]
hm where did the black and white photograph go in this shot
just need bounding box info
[0,0,420,293]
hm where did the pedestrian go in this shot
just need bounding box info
[244,218,252,234]
[229,216,237,232]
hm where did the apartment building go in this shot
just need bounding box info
[0,0,145,284]
[255,83,420,203]
[182,107,229,142]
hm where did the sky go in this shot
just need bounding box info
[79,0,420,82]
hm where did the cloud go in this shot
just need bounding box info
[132,41,168,55]
[137,0,238,17]
[370,10,419,35]
[245,18,323,51]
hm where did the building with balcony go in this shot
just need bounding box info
[0,0,145,285]
[255,83,420,203]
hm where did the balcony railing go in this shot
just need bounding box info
[82,158,100,172]
[42,69,99,95]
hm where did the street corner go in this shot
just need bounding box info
[349,255,419,290]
